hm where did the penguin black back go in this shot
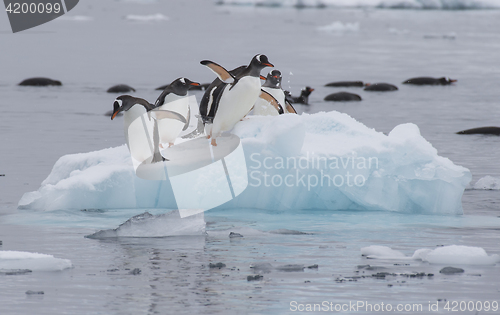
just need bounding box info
[154,77,200,108]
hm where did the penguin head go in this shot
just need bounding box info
[439,77,457,85]
[251,54,274,70]
[168,77,201,96]
[263,70,282,88]
[301,86,315,97]
[111,95,152,120]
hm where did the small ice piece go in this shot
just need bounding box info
[125,14,168,22]
[0,251,72,271]
[473,176,500,190]
[361,245,408,259]
[85,210,206,238]
[419,245,500,265]
[317,21,359,32]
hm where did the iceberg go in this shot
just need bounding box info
[0,251,72,271]
[473,175,500,190]
[361,245,500,265]
[19,111,471,215]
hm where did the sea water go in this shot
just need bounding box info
[0,1,499,314]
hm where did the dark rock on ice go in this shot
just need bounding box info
[26,290,44,295]
[19,77,62,86]
[440,267,464,275]
[107,84,136,93]
[456,127,500,135]
[307,264,319,269]
[324,92,362,101]
[402,77,456,85]
[247,275,263,281]
[364,83,398,91]
[209,262,226,269]
[0,269,32,275]
[129,268,141,275]
[229,232,243,238]
[249,263,273,273]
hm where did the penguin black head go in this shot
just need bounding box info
[250,54,274,70]
[168,77,201,96]
[302,86,315,97]
[263,70,282,88]
[111,95,152,120]
[438,77,457,85]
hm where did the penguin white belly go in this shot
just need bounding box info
[124,105,155,163]
[254,87,285,116]
[156,94,189,144]
[212,76,261,136]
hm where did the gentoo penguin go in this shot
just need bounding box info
[456,127,500,135]
[107,84,136,93]
[156,83,210,91]
[254,70,296,115]
[402,77,457,85]
[18,77,62,86]
[364,83,398,91]
[199,54,274,146]
[324,92,362,102]
[325,81,365,87]
[111,95,186,163]
[285,86,314,105]
[154,77,200,147]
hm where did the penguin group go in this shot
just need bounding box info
[110,54,300,164]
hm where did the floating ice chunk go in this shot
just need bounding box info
[85,210,205,238]
[19,111,471,215]
[361,245,408,259]
[125,14,169,22]
[419,245,500,265]
[362,245,500,265]
[473,176,500,190]
[57,15,93,21]
[0,251,72,271]
[317,21,359,32]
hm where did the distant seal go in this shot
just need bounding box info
[18,77,62,86]
[107,84,136,93]
[456,127,500,135]
[364,83,398,91]
[325,81,365,87]
[324,92,362,102]
[403,77,457,85]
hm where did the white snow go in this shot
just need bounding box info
[19,111,471,214]
[361,245,500,265]
[473,175,500,190]
[317,21,360,32]
[216,0,500,9]
[0,251,72,271]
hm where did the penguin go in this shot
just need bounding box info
[107,84,136,93]
[156,83,210,91]
[154,77,200,147]
[364,83,398,91]
[402,77,457,85]
[456,127,500,135]
[199,54,274,146]
[325,81,365,87]
[285,86,314,105]
[111,95,186,163]
[324,92,362,102]
[254,70,296,115]
[19,77,62,86]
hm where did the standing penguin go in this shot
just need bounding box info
[254,70,296,116]
[199,54,274,146]
[111,95,185,164]
[154,77,200,148]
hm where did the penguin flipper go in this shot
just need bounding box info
[151,109,187,124]
[182,105,191,131]
[260,90,284,115]
[285,100,297,114]
[154,88,173,108]
[200,60,235,84]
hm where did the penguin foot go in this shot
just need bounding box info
[169,143,174,148]
[207,135,211,139]
[159,143,164,149]
[211,138,217,146]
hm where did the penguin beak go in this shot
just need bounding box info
[190,82,201,86]
[263,62,274,67]
[111,110,120,120]
[111,101,121,120]
[260,75,266,80]
[273,75,279,79]
[450,79,457,83]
